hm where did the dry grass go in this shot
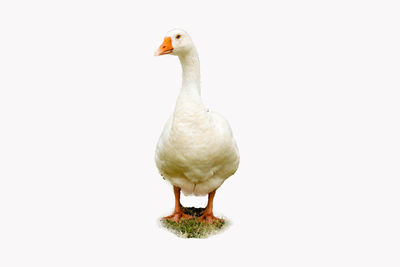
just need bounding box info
[160,207,228,238]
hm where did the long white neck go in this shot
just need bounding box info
[173,48,206,120]
[178,49,201,97]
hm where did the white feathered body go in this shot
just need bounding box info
[155,91,239,196]
[155,29,239,196]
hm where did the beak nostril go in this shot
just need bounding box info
[162,46,166,48]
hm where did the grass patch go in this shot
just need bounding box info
[160,207,228,238]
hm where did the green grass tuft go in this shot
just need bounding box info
[160,207,228,238]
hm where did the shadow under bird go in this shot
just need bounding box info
[154,29,240,223]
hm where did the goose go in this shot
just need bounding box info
[154,29,240,223]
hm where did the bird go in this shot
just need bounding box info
[154,29,239,223]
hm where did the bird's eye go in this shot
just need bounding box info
[176,34,181,39]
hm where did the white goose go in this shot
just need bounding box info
[154,29,239,223]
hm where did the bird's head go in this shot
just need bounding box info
[154,29,195,57]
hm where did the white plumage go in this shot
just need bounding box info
[155,29,239,196]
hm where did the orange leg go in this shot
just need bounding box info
[198,190,221,224]
[163,186,193,222]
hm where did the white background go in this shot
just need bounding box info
[1,0,399,266]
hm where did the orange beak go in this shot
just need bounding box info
[154,37,173,56]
